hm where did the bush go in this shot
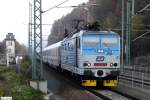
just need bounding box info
[0,86,4,96]
[20,55,32,77]
[0,75,5,81]
[12,85,43,100]
[0,66,44,100]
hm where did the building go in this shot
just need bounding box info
[5,33,16,67]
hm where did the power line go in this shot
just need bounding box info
[55,6,88,8]
[138,4,150,13]
[23,23,53,26]
[42,0,71,13]
[106,28,150,32]
[53,4,100,8]
[132,31,150,42]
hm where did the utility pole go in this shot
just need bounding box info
[30,0,47,93]
[28,2,32,57]
[132,0,135,16]
[33,0,43,80]
[126,0,132,65]
[122,0,125,68]
[28,2,34,80]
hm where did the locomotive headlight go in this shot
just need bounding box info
[87,63,91,67]
[110,63,113,66]
[83,61,91,67]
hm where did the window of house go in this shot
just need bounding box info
[8,41,12,46]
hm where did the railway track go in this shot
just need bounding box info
[43,64,142,100]
[77,76,141,99]
[88,89,129,100]
[69,75,141,100]
[87,88,141,100]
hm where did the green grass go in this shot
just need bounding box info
[0,66,43,100]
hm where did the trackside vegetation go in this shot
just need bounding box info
[0,56,43,100]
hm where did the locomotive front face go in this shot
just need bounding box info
[78,32,120,77]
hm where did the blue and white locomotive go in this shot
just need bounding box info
[43,30,120,87]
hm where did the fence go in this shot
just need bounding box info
[119,65,150,90]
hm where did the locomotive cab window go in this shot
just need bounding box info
[77,37,80,48]
[82,35,100,48]
[101,38,118,48]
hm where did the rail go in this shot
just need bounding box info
[88,88,140,100]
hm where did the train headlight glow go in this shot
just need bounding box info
[87,63,91,67]
[83,61,91,67]
[110,63,113,66]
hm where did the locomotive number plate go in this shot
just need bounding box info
[81,80,96,86]
[103,80,118,86]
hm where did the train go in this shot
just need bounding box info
[43,30,120,87]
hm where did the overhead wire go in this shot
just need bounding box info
[42,0,71,13]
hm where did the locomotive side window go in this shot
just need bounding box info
[77,37,80,48]
[65,43,67,50]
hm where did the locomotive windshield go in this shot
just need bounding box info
[82,35,99,48]
[101,38,118,48]
[82,33,120,55]
[82,33,119,48]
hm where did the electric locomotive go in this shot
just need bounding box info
[43,30,120,87]
[61,30,120,86]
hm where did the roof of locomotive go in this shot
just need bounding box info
[71,30,119,38]
[43,41,62,52]
[43,30,119,51]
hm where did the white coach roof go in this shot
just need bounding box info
[43,41,62,52]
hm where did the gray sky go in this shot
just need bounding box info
[0,0,88,46]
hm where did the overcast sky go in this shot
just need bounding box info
[0,0,88,46]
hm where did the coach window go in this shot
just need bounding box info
[68,43,70,50]
[62,44,65,49]
[65,43,67,50]
[77,38,80,48]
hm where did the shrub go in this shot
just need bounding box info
[20,55,32,77]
